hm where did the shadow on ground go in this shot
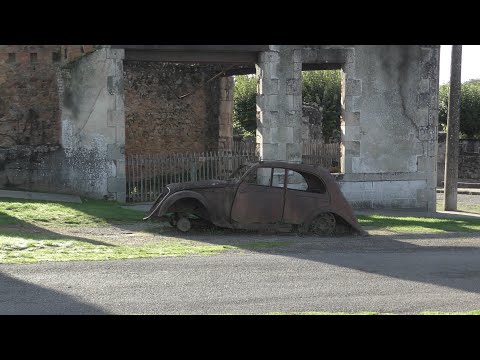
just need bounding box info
[0,272,108,315]
[0,212,115,247]
[144,216,480,295]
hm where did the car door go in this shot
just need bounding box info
[282,169,331,225]
[230,166,286,224]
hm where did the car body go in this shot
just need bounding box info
[144,161,366,235]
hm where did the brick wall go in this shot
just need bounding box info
[123,62,222,155]
[0,45,96,148]
[0,45,103,194]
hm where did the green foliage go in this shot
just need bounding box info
[302,70,342,142]
[233,71,342,142]
[439,79,480,138]
[233,75,257,139]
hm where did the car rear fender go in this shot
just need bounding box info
[156,190,210,218]
[302,207,366,235]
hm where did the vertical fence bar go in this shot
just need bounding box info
[153,154,157,199]
[126,155,130,202]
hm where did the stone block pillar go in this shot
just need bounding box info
[106,47,126,203]
[218,76,234,151]
[256,45,303,163]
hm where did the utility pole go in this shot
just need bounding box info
[443,45,462,211]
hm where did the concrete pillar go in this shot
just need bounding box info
[218,76,234,151]
[59,46,126,203]
[106,47,126,203]
[256,45,303,163]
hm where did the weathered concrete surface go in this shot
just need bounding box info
[338,45,439,211]
[218,76,234,150]
[60,47,126,202]
[255,45,439,210]
[0,189,82,203]
[256,45,303,163]
[0,45,125,202]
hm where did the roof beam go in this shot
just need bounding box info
[123,50,258,64]
[112,45,269,52]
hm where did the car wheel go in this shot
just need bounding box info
[335,222,351,235]
[176,216,192,232]
[310,213,336,235]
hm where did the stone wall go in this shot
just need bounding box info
[123,62,227,155]
[0,46,126,201]
[258,45,440,210]
[256,45,303,163]
[59,47,126,201]
[336,45,439,210]
[437,134,480,184]
[0,45,65,148]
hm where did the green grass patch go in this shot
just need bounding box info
[270,311,379,315]
[420,310,480,315]
[0,234,235,264]
[0,198,143,227]
[270,310,480,315]
[358,214,480,233]
[0,229,291,264]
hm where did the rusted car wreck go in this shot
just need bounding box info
[144,161,366,235]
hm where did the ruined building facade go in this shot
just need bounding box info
[0,45,440,211]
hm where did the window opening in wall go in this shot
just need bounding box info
[301,69,343,173]
[64,48,68,59]
[7,53,16,63]
[30,53,38,63]
[52,51,61,63]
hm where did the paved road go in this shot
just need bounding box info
[2,232,480,315]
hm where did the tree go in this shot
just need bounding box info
[233,75,257,138]
[302,70,342,142]
[439,79,480,138]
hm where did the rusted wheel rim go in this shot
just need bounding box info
[176,217,192,232]
[310,213,336,235]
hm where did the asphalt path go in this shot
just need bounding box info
[2,231,480,315]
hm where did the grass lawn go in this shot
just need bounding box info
[0,197,292,264]
[357,196,480,233]
[358,214,480,233]
[0,198,143,227]
[1,196,480,264]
